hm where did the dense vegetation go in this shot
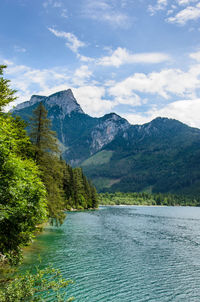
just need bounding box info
[13,91,200,195]
[99,192,200,207]
[63,164,98,210]
[0,65,98,300]
[0,265,74,302]
[30,102,98,218]
[0,66,47,264]
[0,66,98,261]
[81,119,200,194]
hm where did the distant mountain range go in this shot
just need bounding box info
[12,89,200,195]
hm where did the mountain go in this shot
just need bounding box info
[13,90,130,165]
[12,89,200,195]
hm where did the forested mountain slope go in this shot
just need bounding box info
[12,89,200,195]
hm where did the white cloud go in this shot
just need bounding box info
[61,8,68,18]
[14,45,27,53]
[98,47,170,67]
[113,93,142,106]
[190,50,200,61]
[2,59,14,66]
[77,54,95,62]
[176,0,198,5]
[148,0,200,26]
[3,60,114,117]
[4,61,70,109]
[74,65,92,79]
[167,2,200,24]
[43,0,62,8]
[73,65,93,86]
[83,0,130,28]
[48,28,85,53]
[148,0,168,15]
[108,65,200,99]
[122,113,152,125]
[3,49,200,128]
[43,0,68,18]
[77,48,169,67]
[73,86,114,116]
[124,98,200,128]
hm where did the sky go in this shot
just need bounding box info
[1,0,200,127]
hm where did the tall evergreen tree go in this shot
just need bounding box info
[29,103,65,224]
[30,102,59,160]
[62,163,99,210]
[0,65,16,111]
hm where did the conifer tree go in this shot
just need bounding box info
[30,102,65,224]
[0,65,16,111]
[30,102,59,160]
[62,163,99,210]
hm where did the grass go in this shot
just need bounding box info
[81,150,113,167]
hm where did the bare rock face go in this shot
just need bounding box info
[12,89,131,164]
[13,89,84,117]
[12,89,200,193]
[46,90,84,116]
[90,113,130,153]
[12,95,45,111]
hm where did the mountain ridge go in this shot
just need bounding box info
[12,89,200,195]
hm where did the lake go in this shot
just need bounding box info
[22,206,200,301]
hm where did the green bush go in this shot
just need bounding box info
[0,265,74,302]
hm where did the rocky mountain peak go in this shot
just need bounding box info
[46,89,84,115]
[89,112,130,153]
[102,112,129,123]
[13,89,84,116]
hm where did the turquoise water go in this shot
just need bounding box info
[22,206,200,301]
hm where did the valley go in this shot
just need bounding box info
[13,89,200,195]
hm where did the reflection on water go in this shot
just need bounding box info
[21,206,200,301]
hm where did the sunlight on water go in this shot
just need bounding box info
[21,206,200,301]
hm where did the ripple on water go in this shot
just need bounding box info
[21,206,200,301]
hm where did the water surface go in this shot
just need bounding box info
[22,206,200,301]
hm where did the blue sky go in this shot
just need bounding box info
[1,0,200,127]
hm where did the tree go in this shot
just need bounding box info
[0,65,16,111]
[0,67,47,264]
[62,163,99,210]
[29,103,65,224]
[0,67,75,301]
[30,102,59,161]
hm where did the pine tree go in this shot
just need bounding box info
[30,102,59,160]
[29,102,65,224]
[62,163,99,210]
[0,65,16,111]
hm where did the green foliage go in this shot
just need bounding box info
[29,103,65,225]
[40,154,66,225]
[30,102,59,160]
[99,192,200,207]
[13,91,200,195]
[81,150,113,166]
[0,265,74,302]
[0,114,47,264]
[0,65,16,111]
[0,68,47,264]
[63,164,98,210]
[81,118,200,194]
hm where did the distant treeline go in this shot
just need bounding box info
[63,164,98,210]
[98,192,200,207]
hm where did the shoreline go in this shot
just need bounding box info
[100,204,197,208]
